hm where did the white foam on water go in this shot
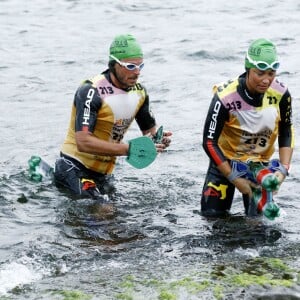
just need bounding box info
[234,247,260,258]
[0,256,50,296]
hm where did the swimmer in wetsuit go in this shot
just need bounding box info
[54,34,172,200]
[201,38,294,217]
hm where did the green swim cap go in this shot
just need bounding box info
[245,38,280,70]
[109,34,143,61]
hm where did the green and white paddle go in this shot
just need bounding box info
[152,125,163,143]
[28,129,161,180]
[126,136,158,169]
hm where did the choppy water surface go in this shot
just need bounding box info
[1,0,300,299]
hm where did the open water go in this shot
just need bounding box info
[1,0,300,299]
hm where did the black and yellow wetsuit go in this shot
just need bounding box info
[201,72,293,216]
[54,70,155,199]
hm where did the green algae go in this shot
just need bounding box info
[120,275,135,289]
[52,290,92,300]
[116,293,133,300]
[169,277,210,293]
[213,285,225,300]
[225,272,293,288]
[158,290,177,300]
[214,257,298,292]
[114,256,299,299]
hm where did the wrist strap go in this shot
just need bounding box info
[227,170,239,182]
[227,160,249,182]
[269,159,289,176]
[282,163,290,174]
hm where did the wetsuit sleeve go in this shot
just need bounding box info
[278,89,294,147]
[202,94,229,166]
[74,82,102,132]
[135,91,156,131]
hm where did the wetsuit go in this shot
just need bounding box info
[201,72,293,216]
[54,69,156,199]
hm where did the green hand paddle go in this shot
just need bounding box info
[152,125,163,143]
[126,136,157,169]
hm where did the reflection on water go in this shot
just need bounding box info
[209,215,282,249]
[62,198,146,245]
[1,170,300,298]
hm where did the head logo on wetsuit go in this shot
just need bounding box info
[207,100,221,139]
[82,88,95,131]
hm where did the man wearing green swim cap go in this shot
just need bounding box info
[108,34,144,89]
[54,34,172,202]
[201,38,294,217]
